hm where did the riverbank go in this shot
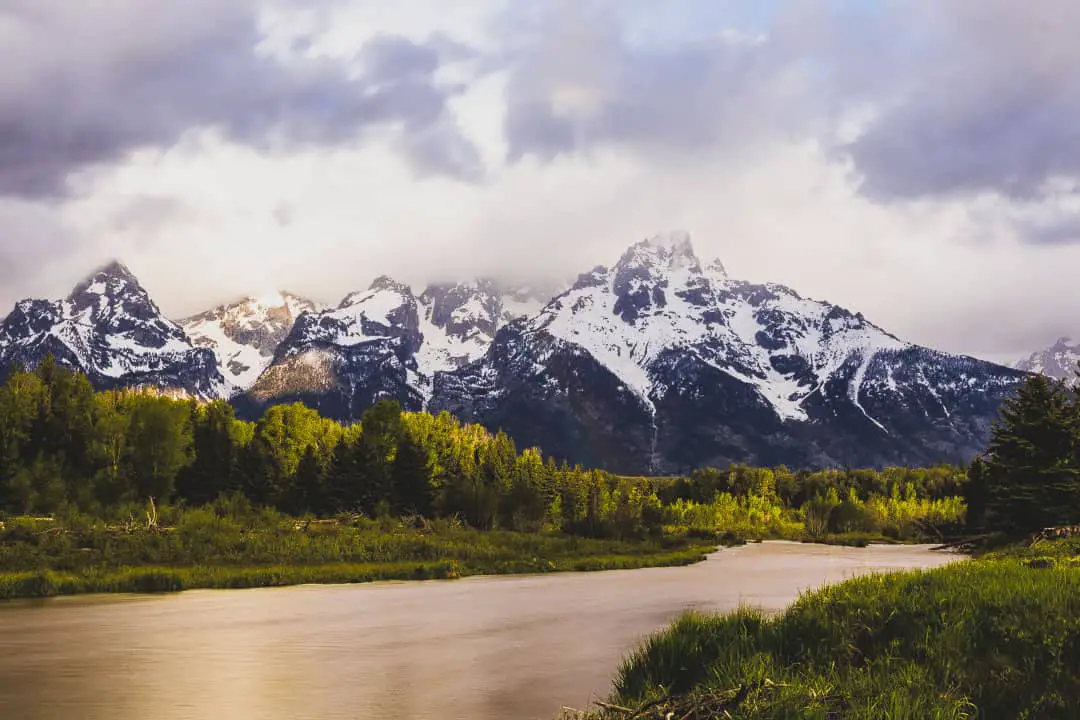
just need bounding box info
[0,547,715,599]
[0,499,961,599]
[0,509,724,599]
[571,540,1080,719]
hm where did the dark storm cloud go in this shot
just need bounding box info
[499,2,801,163]
[1020,214,1080,247]
[498,1,1080,213]
[842,1,1080,203]
[0,0,481,199]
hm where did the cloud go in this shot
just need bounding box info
[0,198,77,296]
[832,1,1080,203]
[498,1,805,165]
[2,0,1080,365]
[0,0,481,198]
[495,1,1080,215]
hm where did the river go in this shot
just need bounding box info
[0,541,957,720]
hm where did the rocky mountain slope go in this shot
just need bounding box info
[0,261,225,398]
[1015,337,1080,381]
[181,291,323,395]
[0,241,1031,473]
[239,277,549,418]
[432,232,1028,472]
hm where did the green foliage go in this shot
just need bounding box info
[969,370,1080,534]
[591,560,1080,719]
[0,503,712,598]
[0,359,967,551]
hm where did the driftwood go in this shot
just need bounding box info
[292,519,342,531]
[576,679,812,719]
[1031,525,1080,545]
[934,534,994,551]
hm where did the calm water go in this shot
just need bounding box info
[0,541,957,720]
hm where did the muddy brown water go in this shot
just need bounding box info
[0,541,958,720]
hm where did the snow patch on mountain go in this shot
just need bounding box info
[0,261,225,398]
[531,234,908,422]
[181,290,323,394]
[1016,336,1080,380]
[247,275,555,408]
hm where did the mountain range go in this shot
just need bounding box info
[0,232,1031,473]
[1015,337,1080,381]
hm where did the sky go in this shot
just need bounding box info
[1,0,1079,365]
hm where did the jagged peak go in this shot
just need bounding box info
[92,259,137,281]
[618,231,702,273]
[337,276,414,309]
[226,291,281,308]
[644,229,694,254]
[71,259,139,289]
[420,278,498,299]
[66,259,148,306]
[368,275,412,294]
[707,257,728,278]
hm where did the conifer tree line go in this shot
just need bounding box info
[965,368,1080,534]
[0,357,968,538]
[0,358,666,537]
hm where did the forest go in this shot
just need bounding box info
[0,357,966,538]
[0,357,973,598]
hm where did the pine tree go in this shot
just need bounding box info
[391,433,433,516]
[978,374,1080,533]
[285,447,325,516]
[177,401,240,505]
[963,456,989,531]
[355,401,403,514]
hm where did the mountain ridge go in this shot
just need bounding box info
[1015,336,1080,381]
[430,232,1027,472]
[0,260,226,398]
[0,241,1031,472]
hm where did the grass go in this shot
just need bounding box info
[569,549,1080,719]
[0,508,718,599]
[0,546,712,600]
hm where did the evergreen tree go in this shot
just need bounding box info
[177,401,240,505]
[963,456,989,531]
[355,401,402,514]
[391,432,433,516]
[326,435,362,513]
[283,446,325,516]
[978,374,1080,533]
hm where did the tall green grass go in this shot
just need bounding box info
[0,547,711,600]
[583,558,1080,719]
[0,507,715,598]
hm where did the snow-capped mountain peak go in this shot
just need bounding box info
[706,257,728,280]
[0,261,224,398]
[540,237,904,421]
[67,260,161,326]
[180,290,324,394]
[1015,336,1080,380]
[328,277,419,339]
[618,231,703,277]
[433,233,1027,473]
[243,275,559,415]
[644,229,695,254]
